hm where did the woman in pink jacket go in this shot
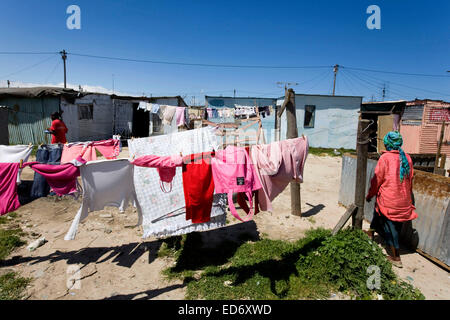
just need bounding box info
[365,131,418,268]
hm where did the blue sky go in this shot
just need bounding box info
[0,0,449,104]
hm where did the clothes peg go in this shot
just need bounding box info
[19,159,23,169]
[301,134,305,139]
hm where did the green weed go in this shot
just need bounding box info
[161,228,424,300]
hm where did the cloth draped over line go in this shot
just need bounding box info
[176,107,187,127]
[65,159,142,240]
[60,139,121,164]
[159,105,178,126]
[131,154,183,193]
[0,163,21,216]
[182,152,215,224]
[250,137,309,212]
[30,144,63,199]
[0,144,33,183]
[128,127,226,238]
[27,157,87,197]
[211,145,262,222]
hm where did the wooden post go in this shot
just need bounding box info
[434,120,446,174]
[284,89,302,216]
[275,104,281,142]
[353,118,372,229]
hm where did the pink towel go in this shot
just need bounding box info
[251,137,309,212]
[0,163,21,216]
[176,107,186,127]
[61,144,96,164]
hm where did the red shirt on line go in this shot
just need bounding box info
[49,119,68,144]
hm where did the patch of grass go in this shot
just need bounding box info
[0,272,31,300]
[162,228,424,300]
[0,212,18,225]
[309,147,355,157]
[0,229,26,261]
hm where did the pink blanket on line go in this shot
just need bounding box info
[251,137,309,212]
[0,163,21,216]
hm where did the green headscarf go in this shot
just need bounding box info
[383,131,410,182]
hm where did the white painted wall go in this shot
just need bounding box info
[61,94,114,142]
[279,94,362,149]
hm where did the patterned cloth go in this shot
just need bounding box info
[383,131,410,182]
[128,127,227,238]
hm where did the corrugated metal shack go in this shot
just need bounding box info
[339,153,450,268]
[400,99,450,158]
[0,87,80,145]
[0,87,189,144]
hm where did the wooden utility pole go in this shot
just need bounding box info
[434,120,446,174]
[353,118,372,229]
[332,64,339,96]
[60,50,67,88]
[283,88,302,216]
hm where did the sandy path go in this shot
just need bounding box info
[1,151,449,300]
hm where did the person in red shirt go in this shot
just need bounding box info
[365,131,417,268]
[47,112,68,144]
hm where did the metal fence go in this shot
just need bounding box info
[339,154,450,267]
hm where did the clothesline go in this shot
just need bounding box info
[1,127,309,243]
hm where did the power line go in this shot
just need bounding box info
[68,52,333,69]
[347,69,450,98]
[0,51,59,55]
[341,65,450,78]
[0,54,58,79]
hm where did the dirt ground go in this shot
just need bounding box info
[1,149,449,300]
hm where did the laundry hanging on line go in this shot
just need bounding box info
[211,145,262,222]
[128,126,226,239]
[30,144,64,199]
[60,138,121,163]
[251,136,309,212]
[65,158,142,240]
[0,144,33,183]
[28,156,86,198]
[0,163,22,216]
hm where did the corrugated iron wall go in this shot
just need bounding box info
[338,154,377,221]
[339,154,450,266]
[1,96,60,145]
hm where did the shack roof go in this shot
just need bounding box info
[0,86,82,99]
[360,100,406,114]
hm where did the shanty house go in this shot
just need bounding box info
[277,93,363,149]
[0,87,79,145]
[399,99,450,157]
[360,100,406,153]
[0,86,188,145]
